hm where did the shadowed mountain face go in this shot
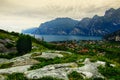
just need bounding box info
[22,8,120,36]
[36,18,79,35]
[86,8,120,36]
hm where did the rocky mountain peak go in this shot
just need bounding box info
[23,8,120,36]
[104,8,116,17]
[92,15,99,20]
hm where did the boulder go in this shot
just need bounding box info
[24,63,77,80]
[0,65,32,74]
[0,43,8,53]
[0,75,6,80]
[0,58,9,64]
[35,52,63,59]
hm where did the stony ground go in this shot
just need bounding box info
[0,51,115,80]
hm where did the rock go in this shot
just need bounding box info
[0,39,16,53]
[0,39,6,44]
[0,39,12,45]
[0,75,6,80]
[32,46,38,49]
[83,58,91,64]
[12,59,39,67]
[76,59,84,63]
[10,53,31,62]
[25,63,77,80]
[0,43,8,53]
[24,58,105,79]
[0,58,9,64]
[110,64,116,67]
[8,47,17,53]
[9,53,39,67]
[95,61,106,67]
[54,51,72,54]
[81,72,93,78]
[35,52,63,59]
[5,39,12,43]
[0,65,32,74]
[0,53,106,80]
[74,63,104,79]
[43,63,78,70]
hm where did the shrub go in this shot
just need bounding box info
[37,76,63,80]
[68,71,83,80]
[7,73,27,80]
[98,64,120,80]
[16,35,32,54]
[0,62,13,69]
[5,43,14,49]
[0,52,17,59]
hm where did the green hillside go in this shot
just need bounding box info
[0,29,120,80]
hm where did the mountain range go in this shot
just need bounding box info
[22,8,120,36]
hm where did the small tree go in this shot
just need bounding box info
[16,35,32,54]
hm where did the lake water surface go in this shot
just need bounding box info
[32,35,102,42]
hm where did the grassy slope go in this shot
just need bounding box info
[0,29,120,80]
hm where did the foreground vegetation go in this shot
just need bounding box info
[0,29,120,80]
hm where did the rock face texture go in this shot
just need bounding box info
[0,51,107,80]
[25,63,77,80]
[35,52,64,59]
[24,58,105,80]
[0,65,32,74]
[0,39,17,53]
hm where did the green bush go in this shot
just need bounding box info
[5,43,14,49]
[98,65,120,80]
[16,35,32,54]
[36,76,63,80]
[0,52,17,59]
[68,71,83,80]
[7,73,27,80]
[0,62,13,69]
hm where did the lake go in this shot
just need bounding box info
[31,35,102,42]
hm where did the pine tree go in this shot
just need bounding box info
[16,35,32,54]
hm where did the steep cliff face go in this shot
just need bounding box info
[23,8,120,36]
[87,8,120,36]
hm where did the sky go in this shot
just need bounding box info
[0,0,120,32]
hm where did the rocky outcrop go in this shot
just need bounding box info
[24,58,105,80]
[34,52,63,59]
[0,65,32,74]
[0,51,110,80]
[25,63,77,80]
[0,39,16,53]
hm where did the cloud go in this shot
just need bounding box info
[0,0,120,32]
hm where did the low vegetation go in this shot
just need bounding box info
[68,71,83,80]
[0,62,13,69]
[98,63,120,80]
[6,73,63,80]
[0,29,120,80]
[30,54,79,70]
